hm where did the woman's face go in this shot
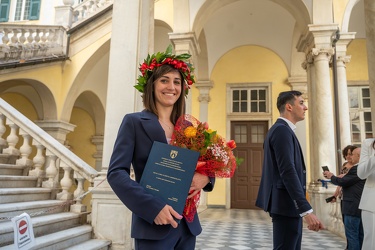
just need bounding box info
[154,71,182,108]
[346,149,353,163]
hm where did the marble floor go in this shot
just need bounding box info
[196,208,346,250]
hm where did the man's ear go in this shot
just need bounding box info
[285,103,293,112]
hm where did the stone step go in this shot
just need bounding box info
[0,188,52,204]
[0,155,17,165]
[0,175,38,188]
[0,212,82,247]
[64,239,112,250]
[0,200,67,218]
[0,164,28,176]
[0,225,93,250]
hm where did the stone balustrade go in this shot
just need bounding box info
[0,24,67,65]
[72,0,113,25]
[0,98,98,212]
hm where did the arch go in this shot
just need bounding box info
[74,91,105,135]
[61,39,110,123]
[0,79,57,120]
[342,0,361,32]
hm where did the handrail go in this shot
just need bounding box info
[0,98,98,182]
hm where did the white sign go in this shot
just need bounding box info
[11,213,35,250]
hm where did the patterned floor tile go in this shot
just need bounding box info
[196,208,346,250]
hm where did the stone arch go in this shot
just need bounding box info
[342,0,361,32]
[74,91,105,135]
[61,39,110,124]
[155,19,173,52]
[0,79,57,120]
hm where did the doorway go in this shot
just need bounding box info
[230,121,268,209]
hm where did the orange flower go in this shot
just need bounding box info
[184,126,197,138]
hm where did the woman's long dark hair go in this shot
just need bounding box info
[142,64,185,124]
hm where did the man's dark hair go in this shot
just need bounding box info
[276,91,303,113]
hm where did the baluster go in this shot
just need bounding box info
[57,160,73,200]
[71,171,87,212]
[0,114,7,151]
[3,121,20,156]
[2,28,10,45]
[30,142,46,187]
[42,150,58,189]
[16,130,33,167]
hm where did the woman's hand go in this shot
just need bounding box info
[187,172,210,199]
[154,205,182,228]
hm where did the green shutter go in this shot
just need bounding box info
[28,0,41,20]
[0,0,10,22]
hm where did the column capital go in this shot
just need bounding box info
[195,80,213,103]
[335,32,356,58]
[287,76,308,97]
[35,120,76,144]
[169,32,200,57]
[297,24,339,54]
[195,80,214,90]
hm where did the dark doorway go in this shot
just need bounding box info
[231,121,268,209]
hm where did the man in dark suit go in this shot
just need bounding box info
[256,90,324,250]
[324,147,365,250]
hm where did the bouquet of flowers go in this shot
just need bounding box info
[170,114,237,222]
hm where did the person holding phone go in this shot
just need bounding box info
[324,147,365,250]
[256,91,324,250]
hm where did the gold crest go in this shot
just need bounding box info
[170,150,178,159]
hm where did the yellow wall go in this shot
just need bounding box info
[346,39,369,81]
[67,107,97,210]
[0,93,38,150]
[192,45,289,205]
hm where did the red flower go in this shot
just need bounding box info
[226,140,236,150]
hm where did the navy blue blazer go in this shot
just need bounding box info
[107,110,213,240]
[331,165,365,217]
[256,119,311,217]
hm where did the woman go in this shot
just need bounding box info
[107,46,214,250]
[357,138,375,249]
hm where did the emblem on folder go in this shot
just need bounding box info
[170,150,178,159]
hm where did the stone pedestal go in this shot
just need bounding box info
[91,173,133,250]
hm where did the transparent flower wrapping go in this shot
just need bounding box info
[170,114,237,222]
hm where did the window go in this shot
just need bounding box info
[231,87,268,113]
[0,0,10,22]
[348,86,372,145]
[14,0,40,21]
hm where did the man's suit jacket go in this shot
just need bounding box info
[256,119,311,217]
[331,165,365,217]
[107,110,214,240]
[358,138,375,213]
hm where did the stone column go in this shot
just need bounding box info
[310,48,337,172]
[287,76,308,171]
[91,135,103,171]
[90,1,153,249]
[364,0,375,134]
[169,32,200,114]
[195,80,213,210]
[335,32,355,149]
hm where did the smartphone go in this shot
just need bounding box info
[322,166,329,172]
[325,195,335,203]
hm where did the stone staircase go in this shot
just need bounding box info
[0,98,112,249]
[0,156,111,249]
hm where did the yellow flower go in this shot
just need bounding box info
[184,126,197,138]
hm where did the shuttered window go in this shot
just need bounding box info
[0,0,10,22]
